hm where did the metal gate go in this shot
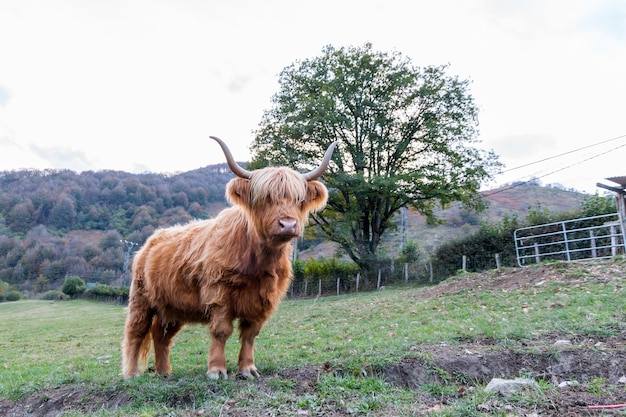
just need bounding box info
[514,213,626,267]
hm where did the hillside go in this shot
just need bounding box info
[300,182,589,259]
[403,182,588,253]
[0,165,591,294]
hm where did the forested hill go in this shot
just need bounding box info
[0,165,237,290]
[0,165,590,295]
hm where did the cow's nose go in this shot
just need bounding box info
[278,219,298,234]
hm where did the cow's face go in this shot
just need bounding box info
[226,167,328,246]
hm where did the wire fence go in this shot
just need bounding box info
[58,250,524,304]
[286,253,519,299]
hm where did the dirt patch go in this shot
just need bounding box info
[385,338,626,387]
[0,386,131,417]
[383,340,626,415]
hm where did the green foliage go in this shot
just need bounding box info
[84,283,128,298]
[299,257,360,284]
[4,290,22,301]
[62,275,87,297]
[251,43,501,274]
[580,193,616,217]
[0,279,23,302]
[41,290,69,300]
[398,240,420,263]
[292,259,305,282]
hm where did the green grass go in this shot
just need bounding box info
[1,263,625,415]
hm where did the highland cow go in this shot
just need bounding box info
[122,136,336,379]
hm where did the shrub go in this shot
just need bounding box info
[300,257,360,284]
[41,290,70,301]
[85,283,128,298]
[62,275,87,297]
[4,290,22,302]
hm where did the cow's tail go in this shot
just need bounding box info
[137,317,154,372]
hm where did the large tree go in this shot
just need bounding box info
[251,44,501,276]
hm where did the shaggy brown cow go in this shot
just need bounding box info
[122,136,337,380]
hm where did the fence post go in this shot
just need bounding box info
[590,230,597,258]
[304,279,308,297]
[611,225,618,256]
[336,277,340,296]
[404,263,408,283]
[390,259,394,273]
[534,243,541,264]
[495,253,501,269]
[462,255,467,272]
[356,272,360,292]
[562,222,571,261]
[318,279,322,297]
[377,269,382,289]
[429,260,433,283]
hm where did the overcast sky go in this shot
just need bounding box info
[0,0,625,194]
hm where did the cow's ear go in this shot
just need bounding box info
[226,178,251,206]
[304,181,329,213]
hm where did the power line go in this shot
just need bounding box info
[485,138,626,197]
[502,133,626,173]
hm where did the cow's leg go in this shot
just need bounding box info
[237,319,263,379]
[151,319,184,375]
[207,310,233,380]
[122,293,154,379]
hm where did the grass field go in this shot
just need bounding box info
[1,259,626,416]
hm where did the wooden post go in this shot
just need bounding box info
[462,255,467,272]
[336,277,340,296]
[356,272,360,292]
[495,253,501,269]
[404,263,408,283]
[611,225,618,256]
[429,260,433,283]
[590,230,597,258]
[534,243,541,264]
[318,279,322,297]
[377,269,382,289]
[390,259,394,273]
[304,279,308,297]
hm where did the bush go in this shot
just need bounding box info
[4,290,22,302]
[85,283,128,298]
[300,257,360,284]
[41,290,70,301]
[62,275,87,297]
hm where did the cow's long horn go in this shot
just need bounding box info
[302,141,338,181]
[210,136,252,179]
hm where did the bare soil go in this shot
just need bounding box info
[2,262,625,416]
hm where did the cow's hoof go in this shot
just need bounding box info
[207,369,228,380]
[238,367,260,380]
[122,370,141,380]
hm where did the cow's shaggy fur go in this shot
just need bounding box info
[122,166,329,380]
